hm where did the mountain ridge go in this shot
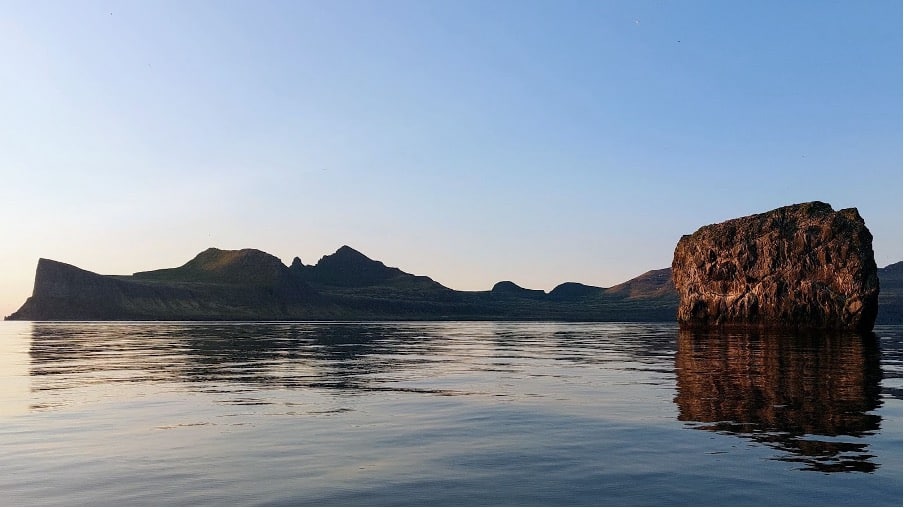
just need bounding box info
[5,246,901,323]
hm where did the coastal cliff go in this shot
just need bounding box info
[672,202,879,331]
[8,253,314,320]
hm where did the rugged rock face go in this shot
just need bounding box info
[672,202,879,331]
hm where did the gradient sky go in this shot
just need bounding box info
[1,0,901,317]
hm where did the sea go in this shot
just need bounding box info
[0,321,900,506]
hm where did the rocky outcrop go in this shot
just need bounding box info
[672,202,879,331]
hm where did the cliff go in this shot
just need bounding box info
[672,202,879,331]
[7,255,315,321]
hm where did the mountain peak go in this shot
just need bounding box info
[548,282,603,301]
[330,245,371,262]
[315,245,380,268]
[605,267,675,299]
[134,247,288,284]
[880,261,902,275]
[185,248,282,271]
[301,246,402,287]
[491,281,546,298]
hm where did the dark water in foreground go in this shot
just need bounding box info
[0,321,900,506]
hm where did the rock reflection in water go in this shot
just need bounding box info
[675,328,883,473]
[27,322,456,398]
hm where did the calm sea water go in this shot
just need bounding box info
[0,321,900,506]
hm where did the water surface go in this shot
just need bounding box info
[0,321,900,505]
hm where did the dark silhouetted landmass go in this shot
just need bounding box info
[6,244,900,323]
[875,261,902,325]
[7,246,677,321]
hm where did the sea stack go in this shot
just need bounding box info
[672,202,879,331]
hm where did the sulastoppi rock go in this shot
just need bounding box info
[672,202,879,331]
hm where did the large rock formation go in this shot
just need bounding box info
[672,202,879,331]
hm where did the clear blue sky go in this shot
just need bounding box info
[1,0,901,316]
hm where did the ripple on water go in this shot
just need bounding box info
[0,321,899,506]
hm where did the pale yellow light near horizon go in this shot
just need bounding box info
[1,228,894,322]
[0,322,30,417]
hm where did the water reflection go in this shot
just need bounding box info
[25,321,895,475]
[27,322,461,398]
[675,328,883,472]
[27,322,679,398]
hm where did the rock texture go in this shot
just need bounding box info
[672,202,879,331]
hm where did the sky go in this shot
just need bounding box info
[1,0,901,317]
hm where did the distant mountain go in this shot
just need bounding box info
[135,248,288,284]
[294,245,448,292]
[605,268,675,300]
[548,282,603,301]
[876,261,902,325]
[491,281,547,299]
[6,246,673,321]
[5,247,899,324]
